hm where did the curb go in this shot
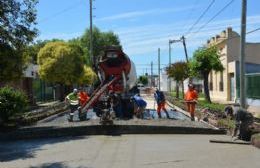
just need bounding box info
[20,103,68,125]
[0,125,226,141]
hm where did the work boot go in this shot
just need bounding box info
[165,111,170,119]
[68,113,74,122]
[158,112,162,118]
[191,116,195,121]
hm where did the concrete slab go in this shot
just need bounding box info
[0,119,226,141]
[0,93,226,141]
[0,135,259,168]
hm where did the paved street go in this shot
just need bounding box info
[0,135,259,168]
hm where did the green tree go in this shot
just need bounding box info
[78,65,97,85]
[189,47,224,103]
[23,40,48,64]
[23,39,63,64]
[78,26,120,65]
[38,41,86,100]
[37,41,84,85]
[166,61,189,99]
[138,76,148,85]
[0,0,38,82]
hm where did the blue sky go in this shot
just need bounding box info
[36,0,260,76]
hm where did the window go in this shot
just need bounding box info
[219,71,224,91]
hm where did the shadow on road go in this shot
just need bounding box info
[0,136,87,162]
[29,162,90,168]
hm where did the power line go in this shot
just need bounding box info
[182,0,200,30]
[39,0,85,23]
[247,27,260,34]
[185,0,215,36]
[190,0,235,37]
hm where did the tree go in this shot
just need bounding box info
[138,76,148,85]
[23,39,63,64]
[78,26,120,66]
[189,47,224,103]
[38,41,86,100]
[0,0,38,82]
[37,41,84,85]
[78,65,97,85]
[23,40,48,64]
[166,61,189,99]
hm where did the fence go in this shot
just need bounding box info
[246,73,260,99]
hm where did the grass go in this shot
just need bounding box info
[198,100,226,113]
[217,118,235,129]
[170,91,184,99]
[170,91,225,113]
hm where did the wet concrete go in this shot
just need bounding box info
[0,135,259,168]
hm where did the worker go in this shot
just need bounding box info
[154,88,170,119]
[225,105,254,141]
[78,88,90,120]
[65,88,79,122]
[130,94,147,119]
[78,88,89,107]
[109,91,122,119]
[184,83,198,121]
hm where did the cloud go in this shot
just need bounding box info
[116,15,260,56]
[96,6,200,22]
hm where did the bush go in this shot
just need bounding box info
[0,86,28,124]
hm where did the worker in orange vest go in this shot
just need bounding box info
[78,88,89,107]
[78,87,90,121]
[184,84,198,121]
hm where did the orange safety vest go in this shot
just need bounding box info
[78,91,89,106]
[185,89,198,101]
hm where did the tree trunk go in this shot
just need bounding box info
[181,80,185,99]
[203,72,211,103]
[176,81,179,99]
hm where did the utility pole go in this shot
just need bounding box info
[240,0,247,108]
[181,36,189,63]
[168,40,172,92]
[151,61,153,87]
[158,48,161,91]
[89,0,93,67]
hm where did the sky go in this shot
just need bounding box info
[36,0,260,76]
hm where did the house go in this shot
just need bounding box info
[19,64,57,104]
[207,27,260,107]
[159,70,176,92]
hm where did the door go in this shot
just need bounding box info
[230,74,235,101]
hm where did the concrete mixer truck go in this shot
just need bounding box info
[79,46,138,124]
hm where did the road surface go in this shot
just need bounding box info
[0,135,259,168]
[38,93,189,125]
